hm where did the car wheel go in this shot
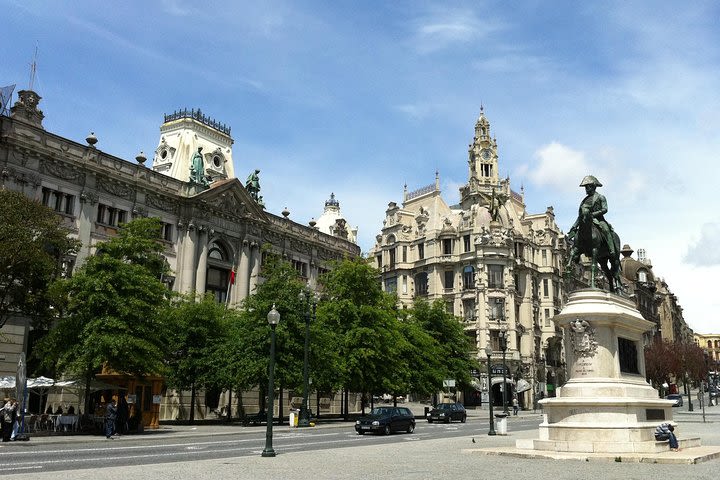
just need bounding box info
[461,415,466,423]
[357,430,364,435]
[427,418,433,423]
[407,423,415,433]
[383,425,391,435]
[445,417,450,424]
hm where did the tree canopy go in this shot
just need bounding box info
[35,217,172,384]
[0,189,79,329]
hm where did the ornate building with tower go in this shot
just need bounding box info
[0,88,359,426]
[368,109,566,409]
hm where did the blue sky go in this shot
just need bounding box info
[2,1,719,333]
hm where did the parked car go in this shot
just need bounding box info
[355,406,415,435]
[666,393,683,407]
[426,402,467,423]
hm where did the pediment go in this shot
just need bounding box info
[190,178,268,223]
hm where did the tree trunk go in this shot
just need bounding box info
[189,383,196,423]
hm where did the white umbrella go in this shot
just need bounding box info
[27,376,56,389]
[0,376,15,389]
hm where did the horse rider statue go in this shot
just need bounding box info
[566,175,623,293]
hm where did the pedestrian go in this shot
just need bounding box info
[512,397,519,415]
[1,398,17,442]
[105,398,118,439]
[116,395,129,435]
[654,422,679,451]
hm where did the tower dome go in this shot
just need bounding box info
[315,193,357,244]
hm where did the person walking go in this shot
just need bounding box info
[512,397,519,416]
[105,398,118,439]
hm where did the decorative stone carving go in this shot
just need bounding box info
[569,318,598,358]
[80,191,99,204]
[41,160,85,182]
[146,193,178,214]
[97,178,134,199]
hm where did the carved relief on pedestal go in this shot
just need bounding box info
[569,319,598,358]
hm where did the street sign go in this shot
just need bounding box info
[443,379,456,388]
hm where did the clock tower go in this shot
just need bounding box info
[467,106,499,186]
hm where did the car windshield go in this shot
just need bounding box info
[370,408,391,416]
[436,404,452,410]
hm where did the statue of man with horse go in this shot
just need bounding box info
[566,175,623,293]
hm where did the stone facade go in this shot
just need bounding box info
[0,90,360,424]
[368,109,566,409]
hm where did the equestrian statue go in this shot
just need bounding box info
[566,175,623,294]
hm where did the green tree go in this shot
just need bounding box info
[35,217,172,411]
[317,258,403,412]
[164,293,229,422]
[0,189,79,329]
[221,249,311,415]
[408,298,478,392]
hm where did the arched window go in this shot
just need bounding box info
[637,270,647,283]
[206,241,232,303]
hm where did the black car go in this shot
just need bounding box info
[426,402,467,423]
[355,406,415,435]
[666,393,683,407]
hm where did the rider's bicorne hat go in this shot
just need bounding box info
[579,175,602,187]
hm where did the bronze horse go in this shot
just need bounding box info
[567,206,623,293]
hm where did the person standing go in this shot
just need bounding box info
[512,397,519,415]
[105,399,118,439]
[1,398,17,442]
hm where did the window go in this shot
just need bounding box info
[402,246,407,262]
[463,299,475,321]
[402,275,407,294]
[96,203,128,227]
[445,301,454,314]
[443,238,452,255]
[41,187,75,215]
[463,234,471,252]
[291,260,308,279]
[544,308,551,327]
[444,270,454,289]
[415,272,428,295]
[388,248,396,268]
[206,267,229,303]
[542,249,548,266]
[463,265,475,289]
[384,276,397,293]
[543,278,549,297]
[638,270,647,283]
[160,221,174,242]
[490,330,501,351]
[488,265,503,288]
[376,255,382,269]
[417,243,425,260]
[489,297,505,321]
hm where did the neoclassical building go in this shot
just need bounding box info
[0,89,360,426]
[369,109,566,409]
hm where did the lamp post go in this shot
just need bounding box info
[298,290,317,427]
[485,345,496,436]
[499,328,509,415]
[262,304,281,458]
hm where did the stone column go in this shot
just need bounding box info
[194,226,209,295]
[249,241,261,296]
[179,222,197,293]
[236,239,251,302]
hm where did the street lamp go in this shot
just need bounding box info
[298,289,318,427]
[484,345,496,436]
[262,304,281,458]
[499,328,509,415]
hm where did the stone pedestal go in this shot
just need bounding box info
[518,289,689,454]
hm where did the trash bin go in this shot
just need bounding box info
[495,413,508,435]
[289,409,300,427]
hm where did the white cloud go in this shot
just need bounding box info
[526,142,604,194]
[684,223,720,266]
[408,8,495,54]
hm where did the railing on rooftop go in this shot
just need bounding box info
[406,183,435,200]
[164,108,231,136]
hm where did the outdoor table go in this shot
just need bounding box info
[54,414,79,432]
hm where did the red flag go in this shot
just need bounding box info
[230,269,236,285]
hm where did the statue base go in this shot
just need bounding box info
[517,289,700,454]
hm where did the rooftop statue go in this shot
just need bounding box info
[245,169,261,202]
[189,146,209,186]
[566,175,622,293]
